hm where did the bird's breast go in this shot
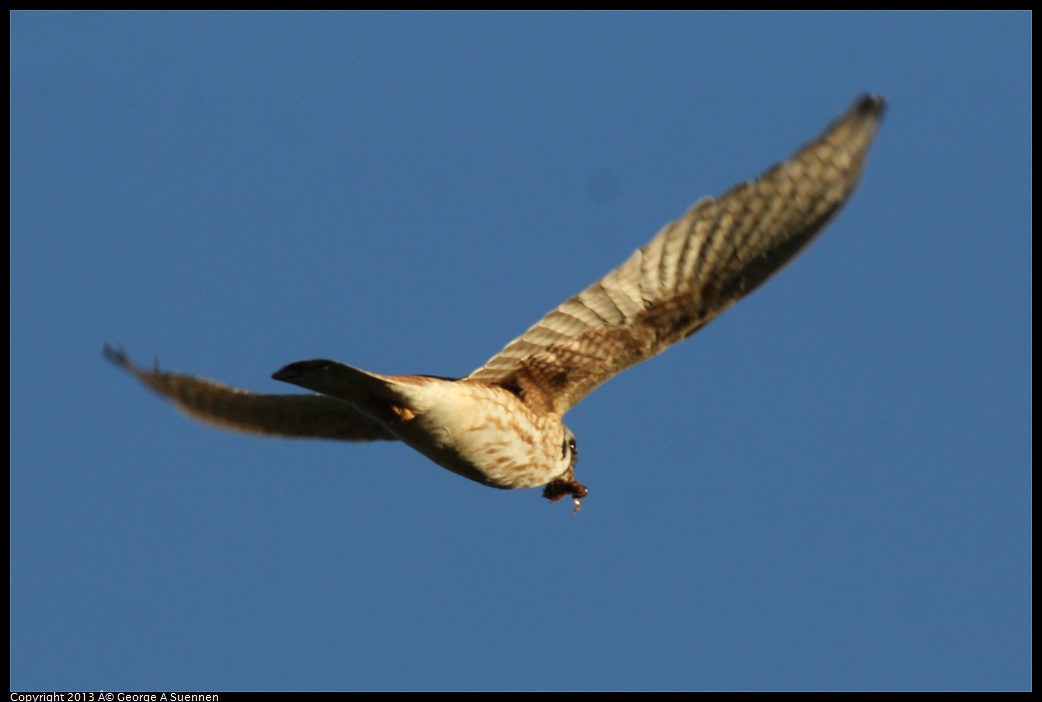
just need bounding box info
[385,379,565,490]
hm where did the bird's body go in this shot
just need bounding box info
[106,95,886,508]
[270,361,576,491]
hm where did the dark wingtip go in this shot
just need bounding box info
[102,343,130,369]
[854,94,887,119]
[103,344,164,376]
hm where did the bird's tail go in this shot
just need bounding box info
[272,359,439,425]
[273,359,400,403]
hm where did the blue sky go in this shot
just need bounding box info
[11,12,1030,691]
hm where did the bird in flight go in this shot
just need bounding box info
[105,95,885,510]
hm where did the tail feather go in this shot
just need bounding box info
[273,359,401,404]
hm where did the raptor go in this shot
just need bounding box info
[106,95,885,510]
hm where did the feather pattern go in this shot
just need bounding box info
[468,95,885,417]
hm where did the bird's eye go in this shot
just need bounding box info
[562,437,577,460]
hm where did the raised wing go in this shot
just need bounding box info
[103,345,395,441]
[468,95,885,417]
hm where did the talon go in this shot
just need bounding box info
[543,477,589,509]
